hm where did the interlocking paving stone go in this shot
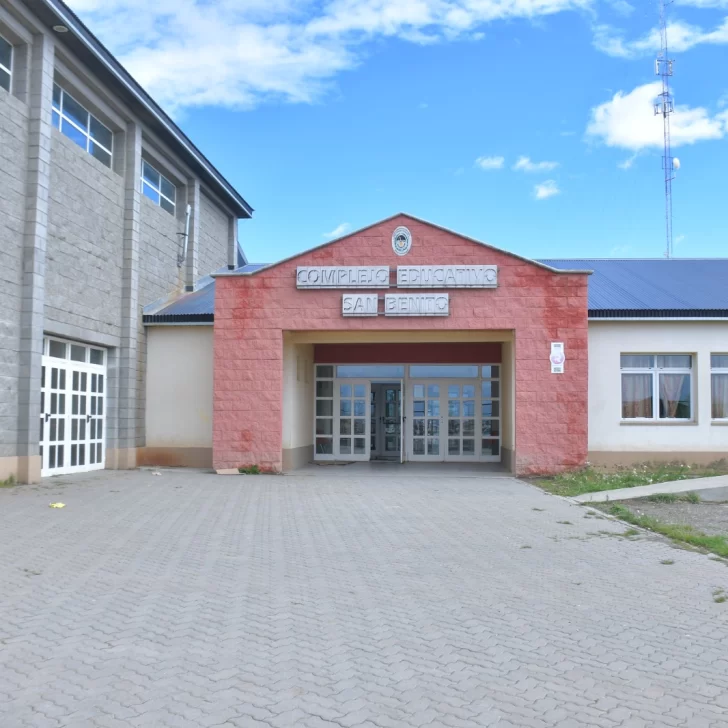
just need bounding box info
[1,469,728,727]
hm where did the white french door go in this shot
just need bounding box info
[40,338,107,476]
[443,381,478,461]
[409,382,443,460]
[334,380,371,460]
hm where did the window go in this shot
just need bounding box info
[0,34,11,92]
[51,84,112,167]
[711,355,728,420]
[621,354,692,420]
[141,160,176,215]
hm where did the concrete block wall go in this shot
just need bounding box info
[213,214,590,476]
[198,192,230,277]
[0,91,28,472]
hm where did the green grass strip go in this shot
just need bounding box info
[607,504,728,559]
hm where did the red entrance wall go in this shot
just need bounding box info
[314,342,502,364]
[213,214,589,475]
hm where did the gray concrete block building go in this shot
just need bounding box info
[0,0,252,482]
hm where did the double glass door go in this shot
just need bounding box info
[371,384,402,460]
[334,380,370,460]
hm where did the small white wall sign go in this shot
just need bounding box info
[550,342,565,374]
[297,266,390,289]
[384,294,449,317]
[396,265,498,288]
[342,294,379,317]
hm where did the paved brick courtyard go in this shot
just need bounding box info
[1,469,728,728]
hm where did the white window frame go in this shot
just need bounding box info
[620,353,694,421]
[141,159,177,215]
[51,83,113,167]
[0,33,12,92]
[710,354,728,421]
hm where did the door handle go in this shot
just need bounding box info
[86,414,91,422]
[45,413,50,422]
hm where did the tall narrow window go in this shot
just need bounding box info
[141,160,176,215]
[51,84,113,167]
[711,354,728,420]
[621,354,692,420]
[0,34,12,92]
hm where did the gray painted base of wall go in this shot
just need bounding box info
[589,451,728,468]
[136,447,213,469]
[283,445,314,471]
[501,447,514,474]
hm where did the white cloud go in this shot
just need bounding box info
[475,155,505,170]
[534,180,560,199]
[607,0,634,16]
[324,222,351,238]
[586,81,728,150]
[617,153,638,169]
[594,18,728,58]
[66,0,592,113]
[513,155,559,172]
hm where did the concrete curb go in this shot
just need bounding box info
[572,474,728,503]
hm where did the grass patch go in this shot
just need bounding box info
[660,559,675,565]
[556,520,572,525]
[0,474,16,488]
[520,545,532,549]
[238,465,261,475]
[646,492,702,504]
[534,460,728,498]
[606,503,728,558]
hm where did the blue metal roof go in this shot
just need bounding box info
[540,259,728,316]
[144,259,728,322]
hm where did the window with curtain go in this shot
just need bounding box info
[711,354,728,420]
[621,354,692,420]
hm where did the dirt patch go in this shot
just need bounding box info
[617,499,728,538]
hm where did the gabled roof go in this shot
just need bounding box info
[541,259,728,318]
[31,0,253,218]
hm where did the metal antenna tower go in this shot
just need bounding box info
[654,0,675,258]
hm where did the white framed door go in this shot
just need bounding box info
[334,380,370,460]
[409,382,443,460]
[443,381,478,461]
[40,337,107,477]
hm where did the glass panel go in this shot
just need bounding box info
[463,385,475,397]
[90,349,104,365]
[316,400,333,416]
[413,420,425,436]
[712,355,728,369]
[49,446,56,469]
[448,400,460,416]
[336,365,404,378]
[0,36,9,70]
[52,109,60,129]
[427,420,440,436]
[427,438,439,455]
[316,365,334,378]
[160,197,175,215]
[463,419,475,437]
[463,400,475,417]
[90,397,96,415]
[339,400,351,416]
[659,373,691,419]
[51,393,57,414]
[712,374,728,418]
[59,370,66,390]
[481,419,499,436]
[90,116,112,149]
[353,384,366,398]
[622,373,653,418]
[72,395,78,415]
[97,421,103,439]
[0,68,8,92]
[80,396,86,416]
[53,83,61,109]
[427,399,440,416]
[98,375,104,394]
[462,439,475,454]
[482,400,500,417]
[621,355,654,369]
[481,381,500,398]
[413,384,425,398]
[49,340,66,358]
[413,401,425,416]
[339,438,351,455]
[97,444,102,462]
[73,371,79,391]
[316,419,333,435]
[90,143,112,168]
[142,182,160,204]
[354,438,366,455]
[482,439,500,456]
[657,355,692,369]
[61,118,88,150]
[413,439,425,455]
[90,420,96,439]
[70,344,86,362]
[160,176,176,201]
[316,438,333,455]
[58,394,65,414]
[79,420,86,440]
[91,374,97,393]
[79,444,85,465]
[448,385,460,398]
[448,439,460,455]
[90,445,96,464]
[51,368,58,389]
[50,419,56,442]
[448,420,460,436]
[316,381,333,397]
[481,365,500,378]
[353,419,366,435]
[340,384,352,398]
[339,419,351,435]
[71,444,77,467]
[411,365,478,378]
[61,92,89,131]
[72,419,78,440]
[354,400,366,417]
[81,373,87,390]
[58,420,65,441]
[142,161,160,188]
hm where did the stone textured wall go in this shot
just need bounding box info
[198,192,229,277]
[46,130,125,337]
[0,92,29,459]
[213,215,589,476]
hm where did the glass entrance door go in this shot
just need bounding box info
[335,380,370,460]
[410,382,442,460]
[371,384,401,460]
[445,382,477,461]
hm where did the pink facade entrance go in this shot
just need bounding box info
[212,214,589,476]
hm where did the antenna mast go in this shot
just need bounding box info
[654,0,675,258]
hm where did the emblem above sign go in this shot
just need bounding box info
[392,226,412,256]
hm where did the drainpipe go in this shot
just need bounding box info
[177,203,192,268]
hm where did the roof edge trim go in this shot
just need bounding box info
[589,309,728,319]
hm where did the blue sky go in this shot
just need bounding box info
[69,0,728,263]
